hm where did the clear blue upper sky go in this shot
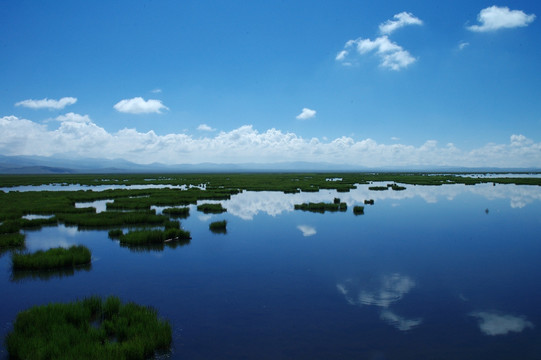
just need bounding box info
[1,0,540,167]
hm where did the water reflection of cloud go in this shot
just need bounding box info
[337,273,422,331]
[380,310,422,331]
[216,182,541,220]
[471,311,534,336]
[359,273,416,308]
[297,225,316,237]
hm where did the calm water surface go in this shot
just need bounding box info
[1,183,541,359]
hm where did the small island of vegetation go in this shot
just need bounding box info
[197,203,227,214]
[209,220,227,233]
[353,206,365,215]
[5,295,172,360]
[294,201,347,213]
[11,245,91,271]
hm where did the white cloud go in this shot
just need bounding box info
[113,97,169,114]
[55,112,91,123]
[379,12,423,35]
[296,108,316,120]
[471,312,534,335]
[468,6,536,32]
[297,225,316,237]
[1,115,541,168]
[359,273,416,307]
[338,36,416,71]
[197,124,215,131]
[458,41,470,50]
[151,88,162,93]
[15,97,77,110]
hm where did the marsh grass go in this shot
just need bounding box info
[368,186,388,191]
[162,207,190,218]
[294,202,347,213]
[11,245,91,271]
[119,228,191,246]
[197,203,226,214]
[353,206,365,215]
[5,296,172,360]
[0,232,25,248]
[209,220,227,234]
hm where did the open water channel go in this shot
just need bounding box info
[1,182,541,359]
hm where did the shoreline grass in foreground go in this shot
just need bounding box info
[5,296,172,360]
[11,245,91,271]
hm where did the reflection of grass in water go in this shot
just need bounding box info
[5,296,172,360]
[294,202,347,213]
[209,220,227,234]
[11,263,91,282]
[11,245,91,271]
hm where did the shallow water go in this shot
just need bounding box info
[1,183,541,359]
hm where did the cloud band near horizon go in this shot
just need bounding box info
[1,114,540,168]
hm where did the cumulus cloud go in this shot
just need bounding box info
[113,97,169,114]
[296,108,316,120]
[15,97,77,110]
[197,124,215,131]
[471,311,534,335]
[379,12,423,35]
[336,12,421,71]
[468,6,536,32]
[1,115,540,167]
[297,225,316,237]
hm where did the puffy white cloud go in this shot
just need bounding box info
[1,115,540,168]
[113,97,169,114]
[468,6,536,32]
[337,12,421,71]
[197,124,215,131]
[297,225,316,237]
[15,97,77,110]
[471,312,534,335]
[337,35,416,71]
[296,108,316,120]
[379,12,423,35]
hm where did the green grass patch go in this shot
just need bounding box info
[209,220,227,234]
[162,207,190,218]
[119,228,191,246]
[353,206,365,215]
[5,295,172,360]
[197,203,226,214]
[368,186,388,191]
[0,232,25,248]
[11,245,91,271]
[294,202,347,213]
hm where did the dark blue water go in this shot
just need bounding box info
[1,183,541,359]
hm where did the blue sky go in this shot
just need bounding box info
[1,0,540,167]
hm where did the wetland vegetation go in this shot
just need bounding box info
[5,296,172,360]
[209,220,227,234]
[11,245,91,271]
[294,201,348,213]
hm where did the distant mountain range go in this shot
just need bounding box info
[0,155,539,174]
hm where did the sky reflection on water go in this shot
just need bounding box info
[2,183,541,359]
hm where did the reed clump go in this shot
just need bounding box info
[119,228,191,246]
[197,203,227,214]
[368,186,388,191]
[11,245,91,271]
[294,202,347,213]
[162,207,190,218]
[0,232,25,248]
[5,296,172,360]
[353,206,365,215]
[209,220,227,233]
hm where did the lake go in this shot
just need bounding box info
[1,182,541,359]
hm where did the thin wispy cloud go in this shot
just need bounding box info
[468,6,536,32]
[296,108,316,120]
[458,41,469,50]
[336,12,422,71]
[55,112,91,123]
[113,97,169,114]
[197,124,215,131]
[151,88,162,93]
[15,97,77,110]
